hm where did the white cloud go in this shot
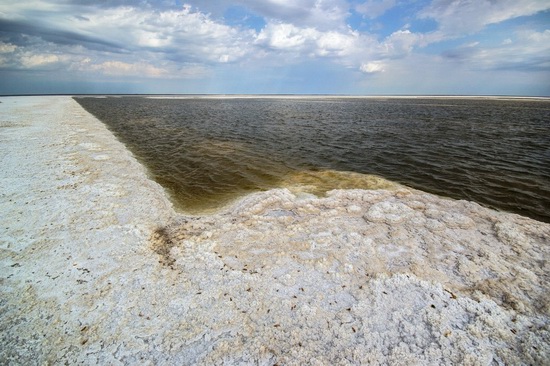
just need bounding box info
[419,0,550,35]
[442,29,550,72]
[358,51,550,95]
[20,53,60,68]
[0,42,17,53]
[315,31,358,57]
[255,21,381,69]
[238,0,349,29]
[250,5,432,68]
[0,3,256,79]
[490,30,550,71]
[523,29,550,43]
[305,0,350,29]
[256,22,317,50]
[356,0,397,19]
[85,59,209,79]
[6,4,256,65]
[89,61,167,77]
[0,1,59,17]
[381,29,425,57]
[0,0,547,95]
[360,61,384,73]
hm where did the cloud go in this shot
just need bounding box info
[0,0,548,95]
[442,29,550,72]
[315,30,358,57]
[419,0,550,35]
[256,22,318,50]
[163,0,350,29]
[0,19,123,53]
[0,42,18,67]
[89,61,167,77]
[86,60,209,78]
[381,29,425,57]
[79,5,255,63]
[255,20,381,69]
[360,61,384,73]
[0,2,461,82]
[73,15,90,21]
[238,0,350,29]
[0,3,257,70]
[20,53,60,68]
[355,0,397,19]
[0,42,17,53]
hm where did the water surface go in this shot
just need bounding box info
[75,96,550,222]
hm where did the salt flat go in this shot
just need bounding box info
[1,96,549,365]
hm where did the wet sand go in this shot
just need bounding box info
[1,96,549,365]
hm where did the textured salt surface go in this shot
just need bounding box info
[1,97,549,365]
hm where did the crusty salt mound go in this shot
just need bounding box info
[154,188,549,365]
[1,97,549,365]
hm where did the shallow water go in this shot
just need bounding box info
[75,96,550,222]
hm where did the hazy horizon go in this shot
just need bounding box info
[2,94,550,99]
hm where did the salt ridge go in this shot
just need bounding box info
[1,97,548,365]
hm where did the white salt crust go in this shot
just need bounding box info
[1,97,549,365]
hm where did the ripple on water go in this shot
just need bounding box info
[74,97,550,221]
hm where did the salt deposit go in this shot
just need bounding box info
[1,96,549,365]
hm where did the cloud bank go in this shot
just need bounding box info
[0,0,548,94]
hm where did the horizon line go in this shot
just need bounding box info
[1,93,549,99]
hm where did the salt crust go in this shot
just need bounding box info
[1,97,549,365]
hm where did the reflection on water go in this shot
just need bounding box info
[75,97,550,222]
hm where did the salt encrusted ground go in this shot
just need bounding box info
[1,97,549,365]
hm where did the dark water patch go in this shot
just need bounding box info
[74,97,550,222]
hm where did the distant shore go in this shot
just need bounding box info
[139,94,548,100]
[2,93,549,100]
[1,96,548,364]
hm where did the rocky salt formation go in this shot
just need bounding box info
[1,97,549,365]
[154,188,550,364]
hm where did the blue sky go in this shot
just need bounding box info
[0,0,549,95]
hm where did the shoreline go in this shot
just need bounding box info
[1,97,549,364]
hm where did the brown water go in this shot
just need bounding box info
[75,96,550,222]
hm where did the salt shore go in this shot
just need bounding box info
[1,96,549,365]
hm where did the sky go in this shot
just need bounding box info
[0,0,549,95]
